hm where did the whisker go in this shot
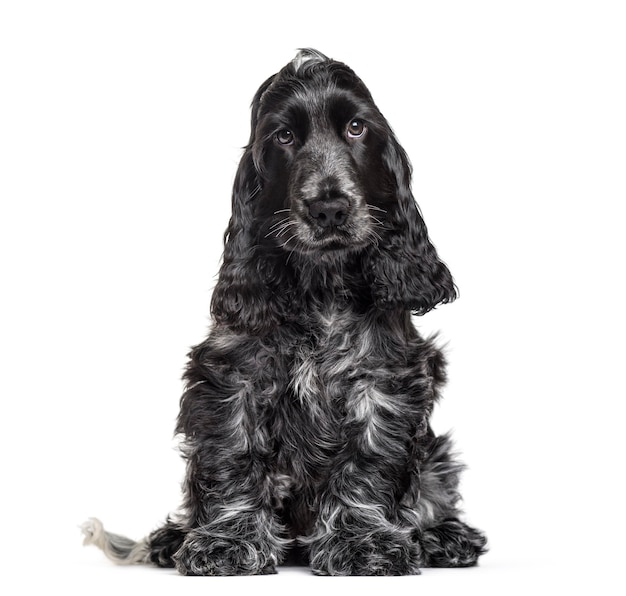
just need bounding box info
[277,222,296,237]
[269,217,291,230]
[265,226,292,239]
[265,218,294,239]
[366,229,382,251]
[286,239,303,266]
[280,234,299,251]
[273,208,292,215]
[366,204,387,213]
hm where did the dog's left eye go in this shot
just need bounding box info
[347,119,366,139]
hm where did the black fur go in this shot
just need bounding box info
[83,49,486,576]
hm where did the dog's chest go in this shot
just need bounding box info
[290,306,371,404]
[272,307,368,487]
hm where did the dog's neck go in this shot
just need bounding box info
[285,249,369,310]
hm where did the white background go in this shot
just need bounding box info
[1,1,625,594]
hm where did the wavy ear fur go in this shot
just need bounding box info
[210,76,298,334]
[364,134,458,315]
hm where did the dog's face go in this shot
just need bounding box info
[211,50,456,331]
[251,55,396,256]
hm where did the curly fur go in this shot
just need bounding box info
[83,49,486,576]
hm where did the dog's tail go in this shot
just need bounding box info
[81,517,185,567]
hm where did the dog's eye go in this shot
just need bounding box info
[347,119,366,139]
[276,129,295,145]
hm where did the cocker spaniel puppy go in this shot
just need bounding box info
[82,49,486,576]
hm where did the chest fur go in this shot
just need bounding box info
[290,307,373,404]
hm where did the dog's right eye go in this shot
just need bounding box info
[276,130,295,145]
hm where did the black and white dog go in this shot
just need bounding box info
[82,49,486,576]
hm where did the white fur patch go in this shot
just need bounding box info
[291,48,327,73]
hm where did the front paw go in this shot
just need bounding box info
[174,530,277,576]
[308,527,421,576]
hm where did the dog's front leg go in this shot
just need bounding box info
[305,384,422,576]
[172,346,287,576]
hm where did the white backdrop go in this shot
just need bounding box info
[1,1,625,594]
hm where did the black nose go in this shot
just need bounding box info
[308,198,349,228]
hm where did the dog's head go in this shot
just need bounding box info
[252,49,384,253]
[212,50,457,331]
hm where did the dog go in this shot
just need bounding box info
[82,48,487,576]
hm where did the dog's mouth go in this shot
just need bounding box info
[308,227,354,250]
[278,214,372,254]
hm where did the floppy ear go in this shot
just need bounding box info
[364,134,458,315]
[210,76,298,334]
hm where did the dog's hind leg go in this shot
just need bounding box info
[420,518,487,567]
[408,432,487,567]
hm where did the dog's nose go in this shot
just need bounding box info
[308,198,349,228]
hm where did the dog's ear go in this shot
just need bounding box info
[364,134,458,315]
[211,75,298,334]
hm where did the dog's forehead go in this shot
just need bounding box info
[294,83,354,117]
[262,75,367,124]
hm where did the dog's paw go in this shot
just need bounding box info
[308,528,421,576]
[421,518,487,567]
[173,531,277,576]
